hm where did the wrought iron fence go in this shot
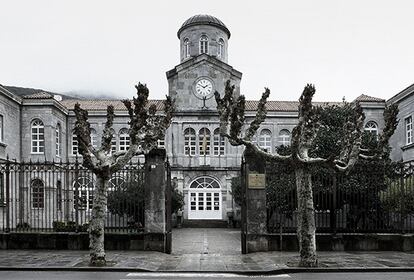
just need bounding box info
[0,157,145,233]
[267,162,414,234]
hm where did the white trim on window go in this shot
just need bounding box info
[199,35,208,54]
[119,128,130,151]
[364,121,378,135]
[259,129,272,152]
[55,123,61,157]
[31,119,45,154]
[184,128,196,156]
[279,129,291,147]
[183,38,190,59]
[406,116,413,145]
[217,38,224,58]
[213,128,225,156]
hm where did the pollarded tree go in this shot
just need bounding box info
[74,83,173,266]
[215,80,398,267]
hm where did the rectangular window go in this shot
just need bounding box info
[213,135,225,155]
[55,126,61,157]
[406,116,413,145]
[72,135,79,155]
[158,139,165,149]
[185,134,196,156]
[119,135,130,151]
[199,134,211,156]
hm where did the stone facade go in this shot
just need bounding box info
[0,14,411,223]
[388,84,414,163]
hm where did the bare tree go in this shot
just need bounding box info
[215,80,398,267]
[74,83,173,266]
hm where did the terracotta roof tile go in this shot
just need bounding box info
[23,91,54,99]
[354,94,385,102]
[60,99,165,111]
[61,99,340,112]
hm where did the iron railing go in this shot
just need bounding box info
[267,162,414,234]
[0,157,145,233]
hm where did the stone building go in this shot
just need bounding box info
[0,15,412,225]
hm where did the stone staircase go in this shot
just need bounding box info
[182,219,228,228]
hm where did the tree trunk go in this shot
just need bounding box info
[89,176,108,266]
[295,166,318,267]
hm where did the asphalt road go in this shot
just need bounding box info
[0,271,413,280]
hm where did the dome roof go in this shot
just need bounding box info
[177,14,231,38]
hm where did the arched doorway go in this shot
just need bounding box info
[188,176,221,220]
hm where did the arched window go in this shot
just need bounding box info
[31,179,44,209]
[213,128,225,155]
[279,129,291,147]
[199,128,211,156]
[258,129,272,152]
[119,128,130,151]
[364,121,378,135]
[217,38,224,58]
[183,38,190,59]
[184,128,196,156]
[190,176,220,189]
[72,134,78,155]
[89,128,98,148]
[74,176,95,210]
[199,35,208,54]
[55,123,61,157]
[31,119,45,154]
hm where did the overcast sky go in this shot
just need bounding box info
[1,0,413,101]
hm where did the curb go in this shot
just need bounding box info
[0,266,414,274]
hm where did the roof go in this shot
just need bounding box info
[60,99,165,111]
[354,94,385,103]
[22,91,54,99]
[60,99,340,112]
[177,14,231,38]
[387,83,414,104]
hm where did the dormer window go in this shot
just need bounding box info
[184,38,190,59]
[217,38,224,58]
[199,35,208,54]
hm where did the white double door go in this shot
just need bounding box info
[188,190,221,220]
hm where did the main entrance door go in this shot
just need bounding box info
[188,176,221,220]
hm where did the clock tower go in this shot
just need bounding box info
[166,15,242,112]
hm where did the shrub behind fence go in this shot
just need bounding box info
[0,158,145,233]
[267,162,414,234]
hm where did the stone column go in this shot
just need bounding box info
[144,149,167,252]
[243,147,268,253]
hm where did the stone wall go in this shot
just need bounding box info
[0,93,21,160]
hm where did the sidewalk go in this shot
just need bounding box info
[0,250,413,272]
[0,228,413,272]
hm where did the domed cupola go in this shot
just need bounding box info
[178,14,230,63]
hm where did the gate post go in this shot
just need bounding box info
[144,148,168,253]
[242,147,268,253]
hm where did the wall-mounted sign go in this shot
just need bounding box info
[248,173,266,189]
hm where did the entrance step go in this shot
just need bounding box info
[182,219,228,228]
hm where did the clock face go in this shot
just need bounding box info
[195,79,213,98]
